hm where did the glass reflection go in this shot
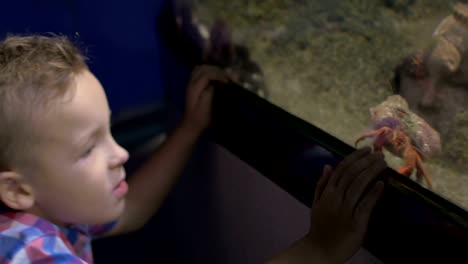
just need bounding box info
[172,0,468,210]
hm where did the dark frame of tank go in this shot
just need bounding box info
[211,81,468,263]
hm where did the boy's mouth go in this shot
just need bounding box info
[113,179,128,197]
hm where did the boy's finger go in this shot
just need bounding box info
[197,85,215,112]
[345,158,386,211]
[337,153,380,195]
[188,65,228,88]
[314,165,333,203]
[329,147,372,187]
[353,181,384,225]
[188,65,204,85]
[188,69,228,100]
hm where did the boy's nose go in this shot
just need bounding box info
[110,139,129,167]
[116,144,129,165]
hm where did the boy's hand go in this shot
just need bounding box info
[307,147,387,263]
[182,65,228,134]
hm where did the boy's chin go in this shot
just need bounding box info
[86,199,126,225]
[107,199,126,221]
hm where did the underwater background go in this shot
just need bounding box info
[178,0,468,210]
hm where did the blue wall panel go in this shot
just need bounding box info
[0,0,168,115]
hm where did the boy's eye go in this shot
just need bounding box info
[82,145,95,157]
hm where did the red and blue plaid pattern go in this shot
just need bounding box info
[0,211,116,263]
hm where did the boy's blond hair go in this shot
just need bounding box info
[0,34,88,169]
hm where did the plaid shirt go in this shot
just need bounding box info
[0,211,116,264]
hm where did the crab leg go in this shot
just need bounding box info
[416,154,433,189]
[397,146,433,189]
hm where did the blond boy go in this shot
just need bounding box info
[0,35,386,264]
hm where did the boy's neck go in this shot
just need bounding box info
[23,206,67,227]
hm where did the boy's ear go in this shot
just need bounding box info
[0,171,34,210]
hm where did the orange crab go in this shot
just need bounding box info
[355,95,441,189]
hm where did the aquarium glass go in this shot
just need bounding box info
[176,0,468,211]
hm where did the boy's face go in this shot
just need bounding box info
[24,70,129,226]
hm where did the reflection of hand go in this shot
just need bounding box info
[182,65,228,134]
[307,147,387,264]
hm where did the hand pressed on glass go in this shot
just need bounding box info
[307,147,387,263]
[269,147,387,264]
[182,65,229,134]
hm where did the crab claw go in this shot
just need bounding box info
[355,127,393,152]
[355,135,367,148]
